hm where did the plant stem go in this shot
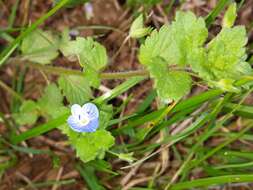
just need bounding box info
[75,25,125,35]
[101,70,148,79]
[9,58,149,79]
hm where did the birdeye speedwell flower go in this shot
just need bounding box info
[67,103,99,133]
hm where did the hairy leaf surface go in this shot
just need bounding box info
[58,75,92,105]
[21,29,59,64]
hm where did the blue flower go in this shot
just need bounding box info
[67,103,99,133]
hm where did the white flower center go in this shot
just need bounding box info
[78,114,90,126]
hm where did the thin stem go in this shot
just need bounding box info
[106,150,118,156]
[22,61,84,76]
[10,58,201,80]
[101,70,149,79]
[111,35,130,61]
[75,25,125,35]
[9,58,149,79]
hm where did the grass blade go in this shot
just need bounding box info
[11,113,69,144]
[205,0,231,27]
[76,163,106,190]
[171,174,253,190]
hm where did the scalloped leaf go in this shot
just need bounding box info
[139,11,208,66]
[60,36,108,87]
[21,29,59,64]
[59,124,115,163]
[147,57,192,101]
[58,75,92,105]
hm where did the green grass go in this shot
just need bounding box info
[205,0,231,27]
[171,174,253,190]
[0,0,69,65]
[1,0,253,189]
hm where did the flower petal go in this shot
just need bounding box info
[71,104,82,116]
[82,103,99,119]
[67,115,83,132]
[81,118,99,133]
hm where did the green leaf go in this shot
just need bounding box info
[83,64,101,88]
[21,29,59,64]
[13,83,67,125]
[60,37,108,87]
[76,130,114,162]
[148,58,192,101]
[13,100,38,125]
[190,24,252,92]
[139,25,170,65]
[58,75,92,105]
[138,11,207,100]
[59,123,79,143]
[78,37,107,70]
[60,124,115,163]
[60,37,107,71]
[58,103,115,163]
[129,14,152,39]
[38,84,64,118]
[139,11,252,96]
[209,79,240,93]
[206,26,251,80]
[139,11,208,66]
[59,33,83,61]
[222,3,237,28]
